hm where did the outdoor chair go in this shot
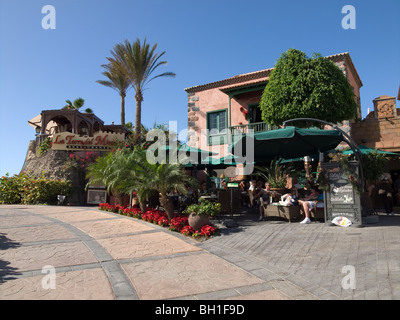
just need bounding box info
[218,189,242,215]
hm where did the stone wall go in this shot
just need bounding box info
[350,95,400,152]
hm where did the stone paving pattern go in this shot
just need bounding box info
[0,204,399,300]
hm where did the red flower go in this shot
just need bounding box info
[200,225,216,237]
[181,225,194,236]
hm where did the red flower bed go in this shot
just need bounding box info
[169,215,189,232]
[98,203,217,239]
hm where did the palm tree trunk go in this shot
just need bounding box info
[139,198,146,213]
[160,193,174,221]
[120,93,126,126]
[134,90,143,143]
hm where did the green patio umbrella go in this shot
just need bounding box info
[198,154,243,169]
[230,126,345,162]
[342,145,399,156]
[161,144,218,165]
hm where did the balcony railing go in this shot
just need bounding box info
[230,122,276,134]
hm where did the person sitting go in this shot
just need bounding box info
[239,180,247,191]
[376,177,394,215]
[254,182,273,221]
[279,188,299,206]
[247,180,257,210]
[298,187,321,224]
[199,181,208,195]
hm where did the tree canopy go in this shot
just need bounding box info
[259,49,359,126]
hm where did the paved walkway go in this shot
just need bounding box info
[0,204,399,300]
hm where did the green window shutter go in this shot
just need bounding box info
[206,109,227,145]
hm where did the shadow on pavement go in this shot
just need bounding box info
[0,233,22,284]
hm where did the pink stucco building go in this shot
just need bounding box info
[184,52,363,158]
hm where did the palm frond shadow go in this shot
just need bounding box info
[0,233,22,284]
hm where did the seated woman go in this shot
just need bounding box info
[298,187,321,224]
[279,188,299,206]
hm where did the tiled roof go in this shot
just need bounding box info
[184,68,273,93]
[184,52,362,93]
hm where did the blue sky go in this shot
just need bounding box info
[1,0,399,177]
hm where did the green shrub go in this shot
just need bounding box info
[0,172,72,204]
[37,138,52,156]
[0,173,23,204]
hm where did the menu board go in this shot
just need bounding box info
[328,171,354,204]
[321,161,362,226]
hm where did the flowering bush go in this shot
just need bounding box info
[200,225,216,237]
[169,216,188,232]
[98,203,218,239]
[180,225,195,236]
[65,151,96,171]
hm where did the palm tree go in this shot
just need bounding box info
[109,148,197,220]
[62,97,85,110]
[96,60,130,126]
[151,162,197,221]
[87,147,197,220]
[86,151,127,205]
[110,38,176,141]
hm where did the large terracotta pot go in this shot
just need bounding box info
[188,212,210,231]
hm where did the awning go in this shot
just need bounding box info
[342,145,399,156]
[230,126,345,162]
[28,114,57,134]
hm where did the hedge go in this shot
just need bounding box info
[0,172,72,205]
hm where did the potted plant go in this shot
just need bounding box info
[254,159,291,197]
[184,198,221,231]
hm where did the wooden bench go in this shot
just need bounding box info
[263,201,325,222]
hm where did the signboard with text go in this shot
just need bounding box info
[321,162,362,226]
[51,131,125,151]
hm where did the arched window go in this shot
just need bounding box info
[77,120,90,136]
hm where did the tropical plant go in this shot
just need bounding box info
[254,159,292,189]
[97,60,130,126]
[361,151,388,184]
[62,97,85,110]
[111,148,157,213]
[108,38,176,141]
[135,149,197,220]
[260,48,359,126]
[86,147,197,219]
[85,149,128,205]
